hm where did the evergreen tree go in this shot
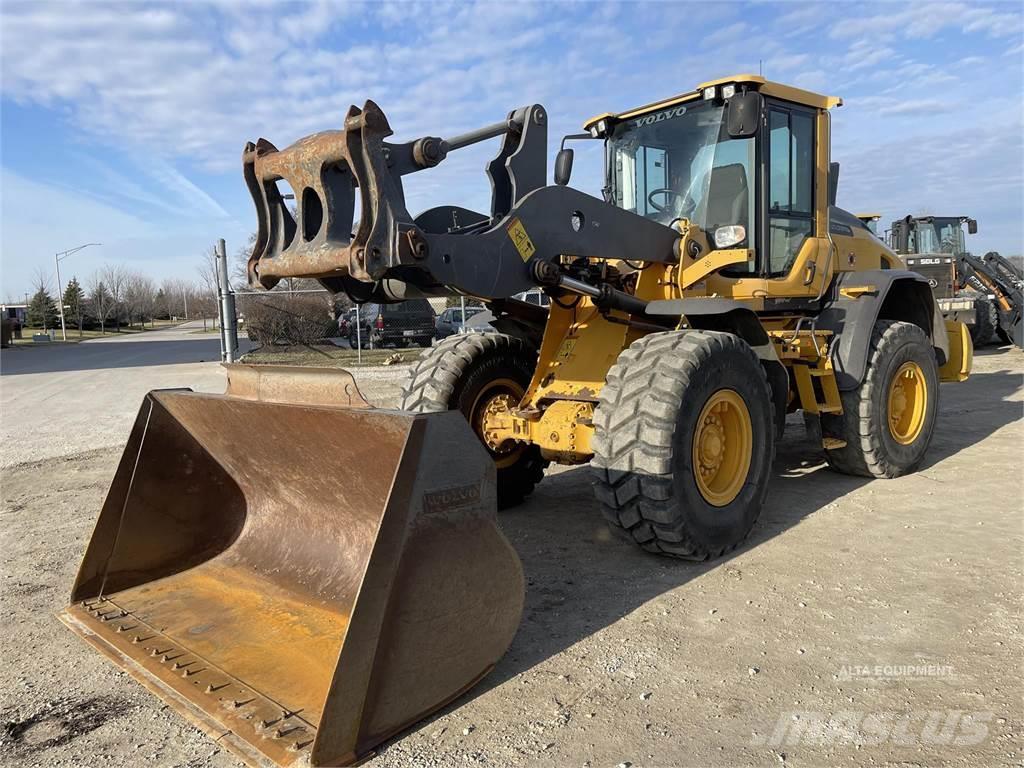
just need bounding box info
[154,288,170,320]
[63,277,86,332]
[27,288,58,330]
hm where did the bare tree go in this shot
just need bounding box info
[124,273,156,328]
[233,232,256,286]
[100,264,129,332]
[31,265,52,296]
[86,272,116,334]
[196,246,220,330]
[159,277,194,320]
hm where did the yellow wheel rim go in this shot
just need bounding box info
[692,389,753,507]
[887,361,927,445]
[471,377,525,469]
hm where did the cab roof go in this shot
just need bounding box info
[583,74,842,131]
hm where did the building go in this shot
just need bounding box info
[1,303,28,326]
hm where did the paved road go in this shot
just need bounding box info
[0,322,250,468]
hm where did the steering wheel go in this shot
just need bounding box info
[646,187,683,214]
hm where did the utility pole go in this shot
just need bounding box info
[215,239,238,363]
[183,288,189,320]
[54,242,100,341]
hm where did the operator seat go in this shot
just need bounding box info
[702,163,749,230]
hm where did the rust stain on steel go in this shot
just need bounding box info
[62,373,524,767]
[224,363,370,408]
[243,101,417,289]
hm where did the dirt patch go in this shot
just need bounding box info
[1,696,129,756]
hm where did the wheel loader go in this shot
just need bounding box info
[889,214,1023,348]
[61,75,972,767]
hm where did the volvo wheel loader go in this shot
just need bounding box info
[62,75,972,767]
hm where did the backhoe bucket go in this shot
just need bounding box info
[60,364,524,767]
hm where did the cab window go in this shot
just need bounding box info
[767,106,815,276]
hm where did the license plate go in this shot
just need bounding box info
[403,330,415,337]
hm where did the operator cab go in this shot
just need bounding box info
[584,75,855,290]
[891,215,977,256]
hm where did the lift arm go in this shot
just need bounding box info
[244,102,678,303]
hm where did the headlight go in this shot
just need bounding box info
[722,84,736,99]
[713,225,746,248]
[702,86,716,100]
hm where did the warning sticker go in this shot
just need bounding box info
[556,338,577,360]
[506,218,536,262]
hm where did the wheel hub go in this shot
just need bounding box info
[692,390,753,508]
[887,361,927,445]
[697,415,726,474]
[472,378,526,469]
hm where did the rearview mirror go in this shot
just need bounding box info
[726,91,762,138]
[554,148,574,186]
[967,218,978,234]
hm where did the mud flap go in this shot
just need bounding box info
[60,365,524,767]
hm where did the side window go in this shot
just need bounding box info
[768,107,815,276]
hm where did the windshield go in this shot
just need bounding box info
[609,100,755,250]
[912,218,965,254]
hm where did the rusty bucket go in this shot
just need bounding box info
[60,364,524,767]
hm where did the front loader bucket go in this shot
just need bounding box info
[60,365,524,767]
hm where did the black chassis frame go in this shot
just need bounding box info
[244,101,679,303]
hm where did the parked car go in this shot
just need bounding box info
[464,309,498,334]
[513,289,551,307]
[348,299,435,349]
[337,308,357,337]
[435,305,485,339]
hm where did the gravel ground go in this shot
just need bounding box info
[1,345,1021,768]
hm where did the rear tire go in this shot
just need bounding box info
[821,320,938,478]
[401,333,548,508]
[969,296,995,346]
[591,331,775,560]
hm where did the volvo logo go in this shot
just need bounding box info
[634,106,687,128]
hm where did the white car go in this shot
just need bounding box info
[513,289,551,307]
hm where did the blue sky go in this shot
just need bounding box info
[1,0,1022,300]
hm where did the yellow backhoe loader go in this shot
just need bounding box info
[62,75,972,767]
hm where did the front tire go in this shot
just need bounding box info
[401,333,548,508]
[821,320,938,478]
[591,331,775,560]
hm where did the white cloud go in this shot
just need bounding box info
[0,0,1021,297]
[829,2,1022,41]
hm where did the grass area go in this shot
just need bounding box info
[10,320,182,345]
[242,344,425,367]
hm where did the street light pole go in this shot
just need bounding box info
[54,242,100,341]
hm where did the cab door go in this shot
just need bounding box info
[759,100,831,304]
